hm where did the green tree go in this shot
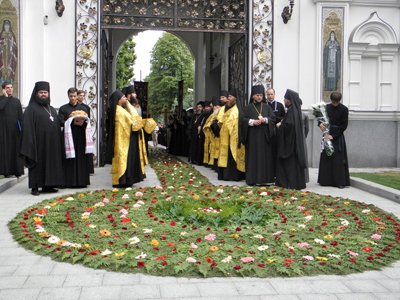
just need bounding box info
[146,33,194,119]
[116,37,137,89]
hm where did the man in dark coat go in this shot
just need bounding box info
[242,85,276,186]
[59,88,92,188]
[189,101,204,164]
[266,88,285,177]
[318,91,350,188]
[20,81,64,195]
[0,81,24,177]
[275,89,306,190]
[77,89,94,174]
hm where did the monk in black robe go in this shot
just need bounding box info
[318,91,350,188]
[189,101,205,164]
[20,81,64,195]
[275,89,306,190]
[266,88,285,178]
[0,82,24,177]
[59,88,92,188]
[242,85,275,186]
[77,89,94,174]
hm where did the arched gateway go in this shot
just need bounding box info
[74,0,273,165]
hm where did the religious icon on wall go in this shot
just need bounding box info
[321,7,344,102]
[0,19,18,84]
[323,30,341,91]
[0,0,19,96]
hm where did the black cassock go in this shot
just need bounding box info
[318,103,350,187]
[276,105,306,190]
[20,101,64,189]
[63,122,91,188]
[117,131,145,187]
[189,112,205,164]
[242,102,275,185]
[0,96,24,176]
[58,104,91,188]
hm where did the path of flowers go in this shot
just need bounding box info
[8,152,400,277]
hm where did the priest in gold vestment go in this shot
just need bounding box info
[105,90,148,187]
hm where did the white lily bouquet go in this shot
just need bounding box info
[311,102,334,156]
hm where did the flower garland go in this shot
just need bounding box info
[8,152,400,277]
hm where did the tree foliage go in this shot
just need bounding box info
[116,37,137,89]
[146,33,194,118]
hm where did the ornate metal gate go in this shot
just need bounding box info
[101,0,247,33]
[75,0,274,165]
[229,35,247,108]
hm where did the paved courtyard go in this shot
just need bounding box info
[0,158,399,300]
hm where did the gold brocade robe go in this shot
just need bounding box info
[203,109,220,165]
[217,105,245,172]
[111,103,148,185]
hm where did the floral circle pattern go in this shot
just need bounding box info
[8,153,400,277]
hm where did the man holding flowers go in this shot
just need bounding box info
[317,91,350,188]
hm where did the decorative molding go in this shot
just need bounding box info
[251,0,273,88]
[349,12,398,45]
[75,0,99,165]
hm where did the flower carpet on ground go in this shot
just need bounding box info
[8,153,400,277]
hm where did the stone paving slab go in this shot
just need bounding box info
[0,156,400,299]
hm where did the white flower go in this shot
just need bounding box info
[65,197,74,201]
[125,187,132,191]
[88,224,97,229]
[190,243,198,249]
[143,228,153,234]
[180,231,187,236]
[119,208,129,215]
[135,191,143,197]
[133,204,142,208]
[216,188,224,193]
[298,224,306,228]
[221,256,232,263]
[81,212,91,217]
[291,197,298,201]
[129,236,140,244]
[314,238,325,245]
[257,245,269,251]
[327,254,341,259]
[47,236,60,244]
[35,227,45,233]
[137,200,145,205]
[122,194,129,199]
[253,234,264,239]
[361,209,371,214]
[101,249,112,256]
[135,252,147,259]
[94,202,105,207]
[304,216,313,222]
[186,257,196,263]
[340,219,349,226]
[260,191,268,196]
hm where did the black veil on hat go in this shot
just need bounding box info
[29,81,50,105]
[249,84,266,103]
[220,90,229,97]
[105,90,124,164]
[283,89,307,168]
[125,85,135,95]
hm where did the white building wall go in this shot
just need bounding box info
[21,0,75,108]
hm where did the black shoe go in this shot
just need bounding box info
[41,187,58,193]
[31,188,40,196]
[338,185,345,189]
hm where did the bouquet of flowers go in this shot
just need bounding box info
[311,102,334,156]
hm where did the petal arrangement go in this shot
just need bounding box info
[8,152,400,277]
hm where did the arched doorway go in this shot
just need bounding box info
[75,0,274,166]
